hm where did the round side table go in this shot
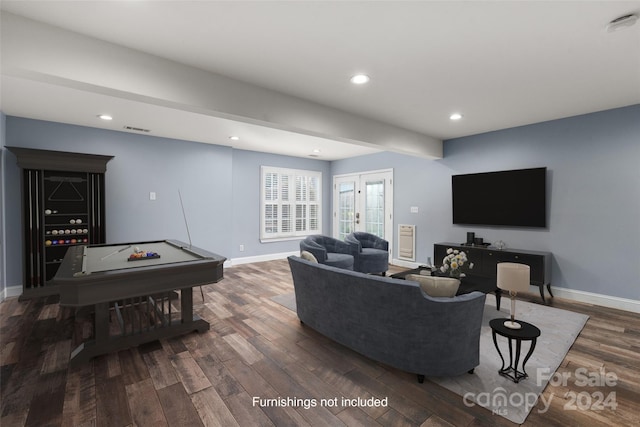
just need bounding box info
[489,318,541,383]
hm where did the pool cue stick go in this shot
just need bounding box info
[178,189,193,249]
[178,190,203,300]
[100,245,132,261]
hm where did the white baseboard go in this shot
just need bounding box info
[4,258,636,314]
[229,251,299,266]
[546,286,640,314]
[2,285,22,300]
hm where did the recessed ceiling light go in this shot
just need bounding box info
[450,113,463,121]
[312,148,321,153]
[350,74,370,85]
[98,114,113,121]
[229,136,240,141]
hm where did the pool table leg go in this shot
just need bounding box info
[69,289,210,367]
[181,287,194,322]
[181,287,209,332]
[94,302,110,344]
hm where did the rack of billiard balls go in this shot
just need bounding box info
[128,247,160,261]
[45,238,88,246]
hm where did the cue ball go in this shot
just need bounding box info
[71,229,77,234]
[45,209,52,215]
[82,229,88,234]
[59,230,65,235]
[45,240,52,246]
[52,230,58,235]
[70,219,76,224]
[64,229,70,234]
[76,219,82,224]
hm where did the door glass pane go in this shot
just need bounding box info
[338,182,355,240]
[364,180,384,238]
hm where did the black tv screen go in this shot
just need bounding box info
[452,167,547,228]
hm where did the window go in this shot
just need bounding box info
[261,166,322,241]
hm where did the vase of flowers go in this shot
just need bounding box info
[440,248,474,278]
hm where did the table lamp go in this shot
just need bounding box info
[497,262,530,329]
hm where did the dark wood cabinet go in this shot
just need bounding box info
[8,147,113,298]
[434,242,553,302]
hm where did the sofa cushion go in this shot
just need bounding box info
[300,250,318,263]
[325,253,354,270]
[407,274,460,297]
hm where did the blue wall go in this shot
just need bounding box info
[2,117,330,289]
[3,106,639,301]
[0,113,6,298]
[333,105,640,300]
[230,149,332,259]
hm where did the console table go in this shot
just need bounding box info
[434,243,553,303]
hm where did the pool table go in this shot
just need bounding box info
[53,239,226,366]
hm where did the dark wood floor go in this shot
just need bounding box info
[1,259,638,426]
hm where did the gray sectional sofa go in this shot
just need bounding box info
[288,255,486,381]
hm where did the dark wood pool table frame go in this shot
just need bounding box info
[53,239,226,366]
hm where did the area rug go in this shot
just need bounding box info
[271,292,589,424]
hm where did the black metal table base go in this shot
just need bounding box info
[490,318,541,384]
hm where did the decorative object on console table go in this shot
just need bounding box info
[496,263,530,329]
[7,147,113,299]
[439,247,474,278]
[434,243,553,303]
[466,232,475,245]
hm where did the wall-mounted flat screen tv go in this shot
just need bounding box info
[452,167,547,228]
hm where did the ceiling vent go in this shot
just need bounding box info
[123,126,151,133]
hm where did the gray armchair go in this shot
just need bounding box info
[299,235,355,270]
[345,232,389,275]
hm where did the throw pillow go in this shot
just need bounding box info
[406,274,460,298]
[300,250,318,263]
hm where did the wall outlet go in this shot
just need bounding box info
[239,244,245,252]
[149,191,156,201]
[410,206,419,213]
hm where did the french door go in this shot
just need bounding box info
[333,170,393,256]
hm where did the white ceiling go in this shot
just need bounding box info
[1,1,639,160]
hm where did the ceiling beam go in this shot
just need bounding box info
[1,13,442,159]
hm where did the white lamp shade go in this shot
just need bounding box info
[497,263,530,293]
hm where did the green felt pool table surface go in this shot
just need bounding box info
[82,240,205,274]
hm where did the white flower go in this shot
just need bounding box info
[441,247,474,277]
